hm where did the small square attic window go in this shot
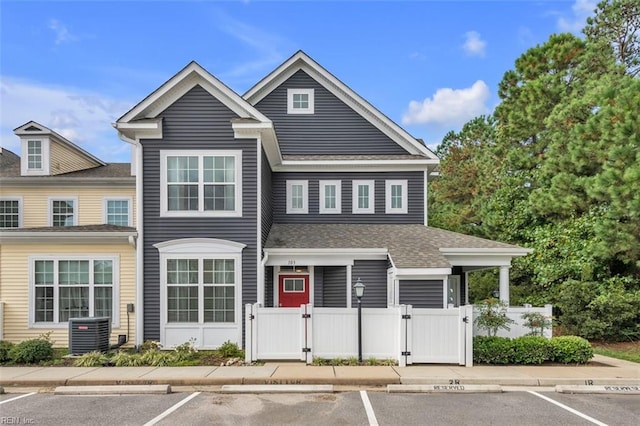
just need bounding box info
[287,89,314,114]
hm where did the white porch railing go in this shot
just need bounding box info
[245,304,474,367]
[473,305,553,339]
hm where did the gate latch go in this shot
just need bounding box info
[402,314,411,319]
[462,316,469,323]
[302,313,311,319]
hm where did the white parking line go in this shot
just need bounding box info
[142,392,201,426]
[360,390,379,426]
[527,391,608,426]
[0,392,37,405]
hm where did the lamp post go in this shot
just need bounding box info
[353,277,366,363]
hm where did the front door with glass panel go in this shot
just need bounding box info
[278,275,309,307]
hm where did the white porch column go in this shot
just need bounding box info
[499,266,510,306]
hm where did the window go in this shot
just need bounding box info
[27,140,42,169]
[283,278,305,293]
[0,198,21,228]
[30,256,118,326]
[160,150,242,217]
[287,89,315,114]
[385,180,408,214]
[286,180,308,214]
[165,257,237,324]
[50,198,77,226]
[104,198,131,226]
[319,180,341,214]
[352,180,375,214]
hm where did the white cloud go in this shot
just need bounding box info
[0,77,133,161]
[557,0,597,33]
[48,19,77,45]
[462,31,486,57]
[402,80,491,127]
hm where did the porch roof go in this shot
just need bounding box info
[264,224,528,268]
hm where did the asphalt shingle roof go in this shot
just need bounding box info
[265,224,525,268]
[1,224,136,233]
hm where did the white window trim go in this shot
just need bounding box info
[286,180,309,214]
[155,239,245,347]
[28,255,120,328]
[103,197,133,226]
[386,180,408,214]
[0,196,23,228]
[20,137,50,176]
[48,196,79,227]
[160,150,243,218]
[287,88,315,114]
[319,180,342,214]
[352,180,375,214]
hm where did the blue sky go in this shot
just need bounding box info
[1,0,597,162]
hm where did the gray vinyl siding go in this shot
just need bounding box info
[321,266,347,308]
[254,70,410,155]
[265,266,274,308]
[351,260,387,308]
[313,267,324,307]
[272,171,424,224]
[139,85,258,341]
[452,266,466,306]
[260,148,273,248]
[398,280,443,308]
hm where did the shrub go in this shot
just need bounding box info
[138,340,162,352]
[9,334,54,364]
[111,351,144,367]
[512,336,550,364]
[0,341,15,363]
[521,312,552,336]
[140,349,175,366]
[73,351,108,367]
[549,336,593,364]
[173,338,198,362]
[474,298,515,337]
[473,336,514,364]
[216,340,244,358]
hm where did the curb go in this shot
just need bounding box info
[220,384,334,393]
[54,385,172,395]
[388,384,502,393]
[556,384,640,395]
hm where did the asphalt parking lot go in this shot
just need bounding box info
[1,390,638,425]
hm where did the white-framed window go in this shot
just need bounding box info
[160,150,242,217]
[103,197,132,226]
[319,180,341,214]
[386,180,408,214]
[29,255,119,327]
[0,197,22,228]
[20,137,50,176]
[287,88,315,114]
[49,197,78,227]
[352,180,375,214]
[283,278,305,293]
[156,238,245,326]
[286,180,309,214]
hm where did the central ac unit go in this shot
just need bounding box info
[68,317,111,354]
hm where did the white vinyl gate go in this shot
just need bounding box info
[245,304,473,366]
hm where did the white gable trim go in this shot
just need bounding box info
[243,51,438,159]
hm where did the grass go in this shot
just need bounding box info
[591,341,640,364]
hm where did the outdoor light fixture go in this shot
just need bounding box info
[353,277,366,363]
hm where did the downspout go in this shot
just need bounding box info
[117,129,144,347]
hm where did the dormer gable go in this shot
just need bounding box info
[13,121,105,176]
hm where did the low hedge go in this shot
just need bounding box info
[473,335,592,365]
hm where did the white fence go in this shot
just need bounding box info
[245,304,474,367]
[473,305,553,339]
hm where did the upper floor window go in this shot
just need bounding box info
[286,180,308,214]
[28,140,43,169]
[287,89,315,114]
[319,180,341,214]
[31,256,119,327]
[104,198,132,226]
[160,150,242,217]
[0,198,22,228]
[50,198,77,227]
[352,180,375,214]
[386,180,408,214]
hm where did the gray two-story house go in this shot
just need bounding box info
[115,51,529,361]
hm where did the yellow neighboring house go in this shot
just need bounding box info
[0,121,137,348]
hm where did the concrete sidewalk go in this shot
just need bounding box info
[0,355,637,389]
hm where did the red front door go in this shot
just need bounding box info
[278,275,310,307]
